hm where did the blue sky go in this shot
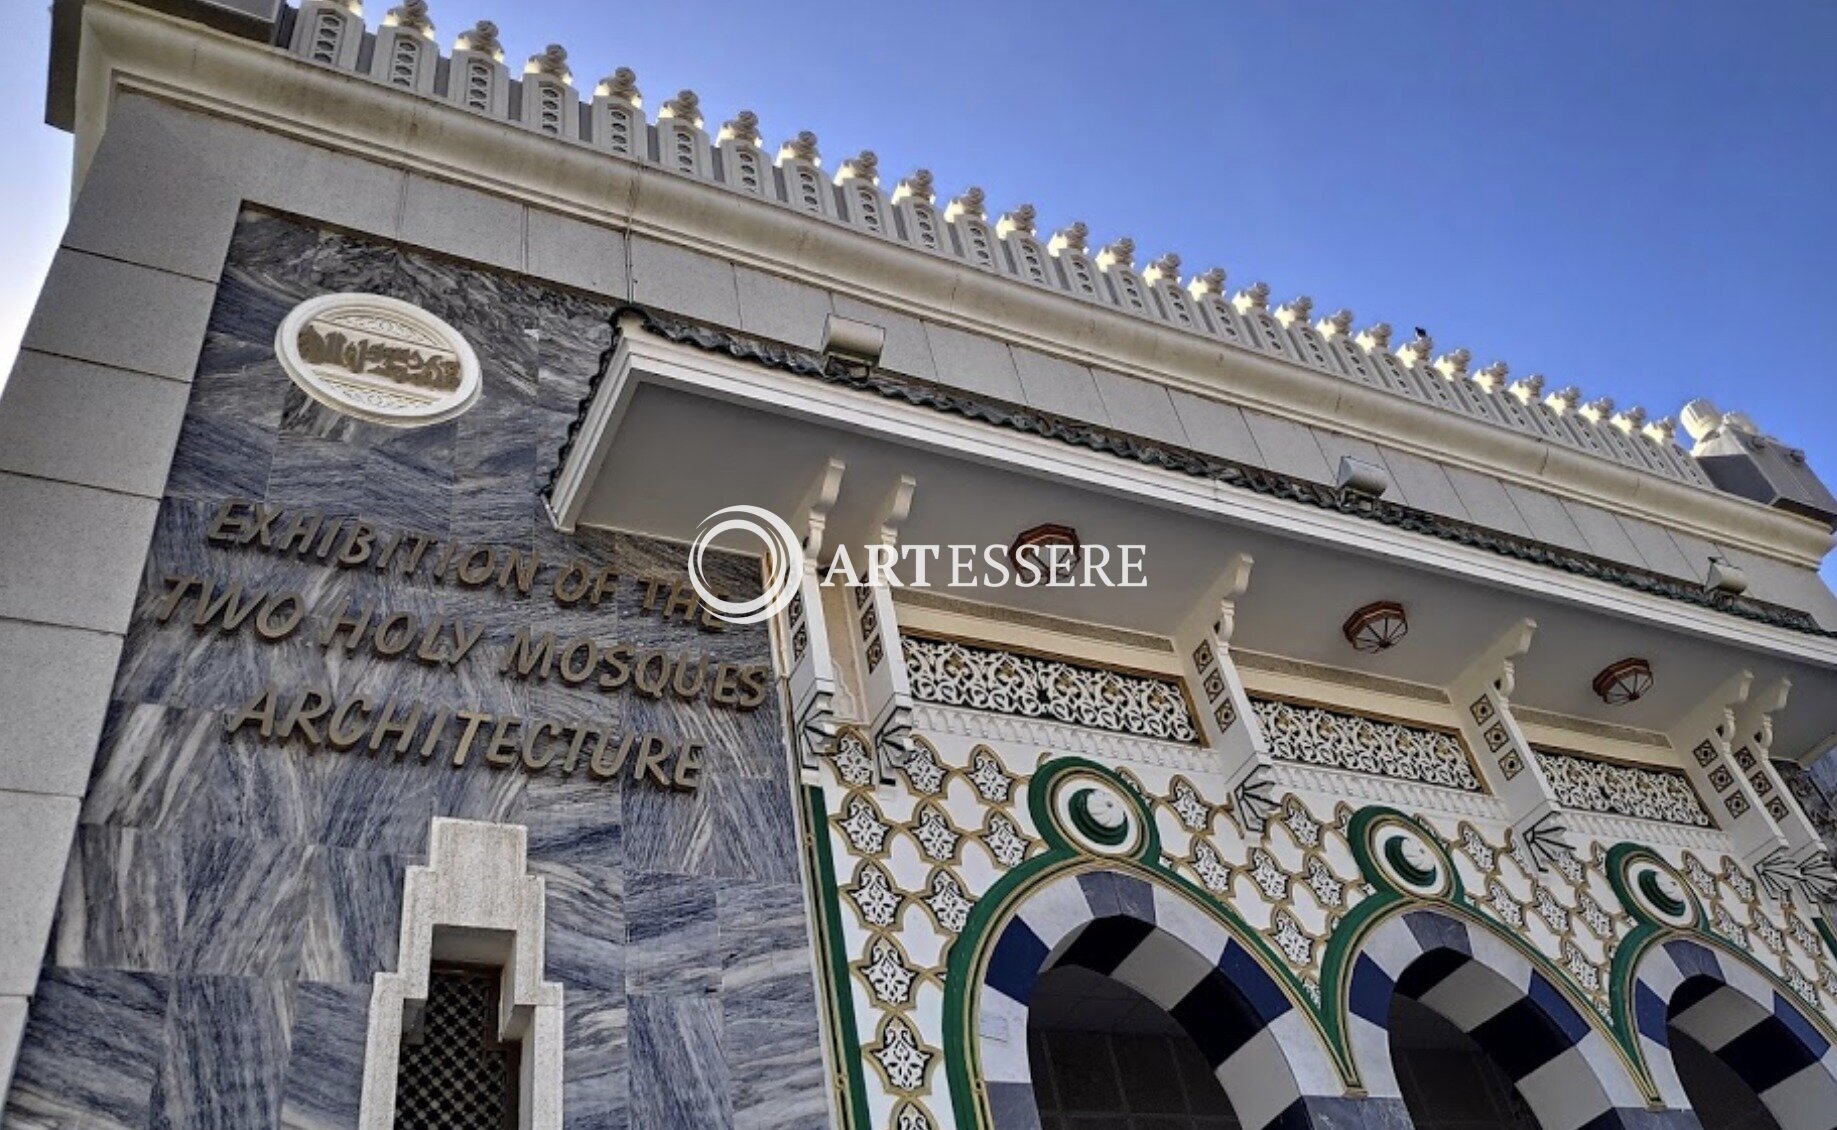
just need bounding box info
[4,2,1835,520]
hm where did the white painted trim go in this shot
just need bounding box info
[64,0,1836,569]
[547,321,639,533]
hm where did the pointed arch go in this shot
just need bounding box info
[1345,905,1651,1130]
[963,863,1351,1130]
[1631,936,1837,1130]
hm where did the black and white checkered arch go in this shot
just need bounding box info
[1634,937,1837,1130]
[976,869,1344,1130]
[1348,909,1660,1130]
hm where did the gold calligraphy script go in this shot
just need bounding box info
[296,314,462,395]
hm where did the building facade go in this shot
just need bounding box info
[7,2,1837,1128]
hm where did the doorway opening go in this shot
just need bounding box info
[1669,1023,1782,1130]
[1028,964,1240,1128]
[1389,992,1540,1129]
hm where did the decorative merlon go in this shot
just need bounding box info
[717,109,759,145]
[660,89,702,128]
[995,204,1035,238]
[383,2,433,34]
[835,150,879,186]
[1095,236,1135,271]
[1048,222,1088,256]
[891,168,934,205]
[596,67,639,105]
[778,130,821,166]
[454,19,501,59]
[524,43,569,82]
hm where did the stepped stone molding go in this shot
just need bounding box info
[1233,647,1450,705]
[358,819,562,1130]
[1512,704,1672,748]
[260,2,1719,490]
[892,587,1175,653]
[1534,746,1715,828]
[1560,809,1733,854]
[556,308,1835,638]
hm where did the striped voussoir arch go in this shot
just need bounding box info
[1634,937,1837,1130]
[974,867,1346,1130]
[1347,908,1656,1130]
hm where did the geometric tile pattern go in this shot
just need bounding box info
[904,635,1199,744]
[1534,747,1714,828]
[1251,697,1482,793]
[804,694,1837,1130]
[1162,786,1367,1000]
[827,733,1044,1130]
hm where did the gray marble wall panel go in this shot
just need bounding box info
[8,212,827,1129]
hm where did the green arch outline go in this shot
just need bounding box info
[799,764,1837,1129]
[943,757,1353,1127]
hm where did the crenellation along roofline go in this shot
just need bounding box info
[51,0,1837,570]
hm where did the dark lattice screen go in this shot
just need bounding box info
[394,964,521,1130]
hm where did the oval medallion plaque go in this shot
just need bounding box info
[275,294,481,426]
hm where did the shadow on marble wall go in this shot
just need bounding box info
[7,212,827,1130]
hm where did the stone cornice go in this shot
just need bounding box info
[64,0,1837,568]
[553,304,1836,644]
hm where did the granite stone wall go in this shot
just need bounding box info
[4,212,828,1129]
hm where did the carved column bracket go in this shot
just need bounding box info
[1449,619,1575,867]
[1725,679,1836,899]
[783,458,847,769]
[1177,554,1278,828]
[850,476,918,775]
[1667,671,1795,871]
